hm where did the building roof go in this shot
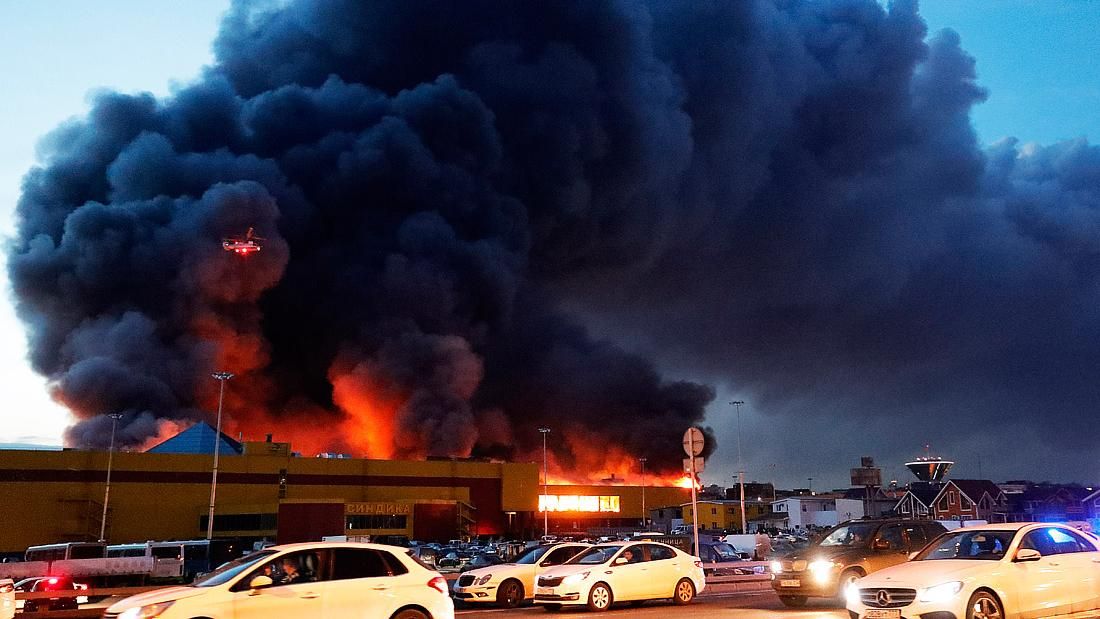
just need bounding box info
[145,422,242,456]
[951,479,1004,503]
[903,481,945,507]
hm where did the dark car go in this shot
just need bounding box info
[15,576,83,612]
[769,519,947,607]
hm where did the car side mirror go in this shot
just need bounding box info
[249,575,273,593]
[872,539,891,551]
[613,557,628,566]
[1015,548,1042,562]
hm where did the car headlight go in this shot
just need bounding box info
[562,571,590,586]
[844,582,860,606]
[119,601,175,619]
[475,574,493,586]
[918,581,963,603]
[807,560,840,584]
[770,560,783,574]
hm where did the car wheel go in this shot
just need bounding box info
[778,596,807,607]
[966,590,1004,619]
[673,578,695,605]
[496,579,524,609]
[392,609,429,619]
[835,568,864,601]
[542,603,563,612]
[587,582,613,612]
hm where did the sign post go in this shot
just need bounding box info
[682,427,705,560]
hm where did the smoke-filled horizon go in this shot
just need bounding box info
[9,0,1100,481]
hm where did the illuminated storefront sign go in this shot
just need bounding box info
[539,495,621,513]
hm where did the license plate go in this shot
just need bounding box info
[864,611,901,619]
[537,587,554,596]
[779,579,800,587]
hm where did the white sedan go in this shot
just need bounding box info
[846,522,1100,619]
[533,542,705,612]
[452,543,590,608]
[104,541,453,619]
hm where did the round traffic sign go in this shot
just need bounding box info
[682,427,704,456]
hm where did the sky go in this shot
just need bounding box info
[1,0,1098,490]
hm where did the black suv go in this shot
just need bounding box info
[770,519,948,607]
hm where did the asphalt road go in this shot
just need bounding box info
[455,590,850,619]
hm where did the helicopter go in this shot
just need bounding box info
[222,227,264,255]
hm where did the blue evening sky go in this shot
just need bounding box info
[0,1,1096,465]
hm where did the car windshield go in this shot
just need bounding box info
[711,543,738,560]
[914,530,1018,561]
[514,546,550,565]
[192,550,277,587]
[568,545,620,565]
[818,523,878,547]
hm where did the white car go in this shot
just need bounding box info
[104,541,453,619]
[846,522,1100,619]
[452,543,590,608]
[533,542,705,611]
[0,578,13,619]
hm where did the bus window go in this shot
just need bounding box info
[152,547,182,560]
[70,545,105,560]
[186,544,209,562]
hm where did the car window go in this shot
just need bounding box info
[617,546,645,564]
[914,530,1015,560]
[569,546,619,565]
[818,523,877,547]
[332,549,396,580]
[646,545,676,561]
[904,526,927,549]
[1022,527,1095,556]
[876,525,905,551]
[515,546,551,565]
[541,546,580,566]
[234,550,325,591]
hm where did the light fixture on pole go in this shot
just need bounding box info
[731,400,747,533]
[99,413,123,542]
[208,371,234,540]
[638,457,647,530]
[538,427,551,537]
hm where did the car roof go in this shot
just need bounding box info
[951,522,1046,532]
[263,541,417,553]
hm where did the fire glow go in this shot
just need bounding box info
[539,495,621,513]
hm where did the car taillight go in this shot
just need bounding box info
[0,584,11,594]
[427,576,448,595]
[693,560,703,568]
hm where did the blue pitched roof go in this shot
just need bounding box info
[145,422,242,455]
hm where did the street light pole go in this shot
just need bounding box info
[538,427,550,537]
[208,371,234,540]
[638,457,647,530]
[731,400,747,533]
[99,413,123,542]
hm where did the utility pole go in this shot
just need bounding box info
[208,371,234,540]
[731,400,747,533]
[639,457,647,530]
[538,427,551,537]
[99,413,123,542]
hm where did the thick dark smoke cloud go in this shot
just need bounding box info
[10,0,1100,481]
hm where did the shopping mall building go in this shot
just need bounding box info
[0,423,689,554]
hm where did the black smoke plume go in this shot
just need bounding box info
[10,0,1100,481]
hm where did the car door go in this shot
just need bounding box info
[869,524,909,570]
[324,547,411,618]
[1044,527,1100,615]
[641,544,680,598]
[607,545,649,601]
[232,550,326,619]
[1014,528,1074,618]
